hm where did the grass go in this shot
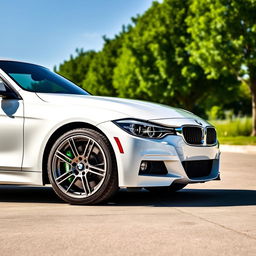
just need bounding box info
[209,117,256,145]
[210,117,252,137]
[218,136,256,145]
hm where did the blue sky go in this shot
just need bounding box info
[0,0,155,69]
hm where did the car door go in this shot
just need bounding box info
[0,77,23,171]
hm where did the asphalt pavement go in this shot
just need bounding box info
[0,152,255,256]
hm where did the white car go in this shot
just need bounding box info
[0,60,220,204]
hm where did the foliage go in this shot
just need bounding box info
[54,49,96,86]
[55,0,255,132]
[211,117,252,137]
[222,82,251,116]
[187,0,256,135]
[207,106,225,120]
[218,136,256,145]
[82,33,127,96]
[113,0,238,111]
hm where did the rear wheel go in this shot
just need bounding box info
[47,128,118,205]
[145,183,187,194]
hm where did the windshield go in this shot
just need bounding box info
[0,61,89,95]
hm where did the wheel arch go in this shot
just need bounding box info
[42,122,117,185]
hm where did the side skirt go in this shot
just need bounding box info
[0,170,43,185]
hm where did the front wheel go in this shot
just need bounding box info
[47,128,118,205]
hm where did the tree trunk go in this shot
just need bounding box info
[249,79,256,136]
[252,90,256,136]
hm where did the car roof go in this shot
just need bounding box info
[0,59,47,70]
[0,59,35,65]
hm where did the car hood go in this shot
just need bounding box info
[37,93,209,125]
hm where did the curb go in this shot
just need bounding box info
[220,145,256,154]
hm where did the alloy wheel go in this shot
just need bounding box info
[52,134,107,198]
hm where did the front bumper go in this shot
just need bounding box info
[97,121,220,187]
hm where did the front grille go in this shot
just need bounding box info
[182,160,213,179]
[182,127,202,144]
[206,127,217,144]
[180,126,217,145]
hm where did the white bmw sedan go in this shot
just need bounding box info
[0,60,220,204]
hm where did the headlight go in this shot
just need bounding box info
[113,119,176,139]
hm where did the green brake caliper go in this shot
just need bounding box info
[65,150,74,183]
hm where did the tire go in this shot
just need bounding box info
[145,183,187,194]
[47,128,118,205]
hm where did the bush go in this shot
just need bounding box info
[207,106,225,120]
[218,136,256,145]
[210,117,252,137]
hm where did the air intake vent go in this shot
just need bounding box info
[182,160,213,179]
[206,127,217,144]
[182,127,203,145]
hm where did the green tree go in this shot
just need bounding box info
[55,48,96,86]
[113,0,238,112]
[187,0,256,135]
[82,31,128,96]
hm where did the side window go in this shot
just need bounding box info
[0,78,7,92]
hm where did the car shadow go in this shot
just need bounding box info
[0,185,64,204]
[0,185,255,207]
[111,188,256,207]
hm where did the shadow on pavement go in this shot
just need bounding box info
[111,189,256,207]
[0,185,255,207]
[0,185,63,204]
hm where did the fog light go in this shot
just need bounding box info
[140,161,148,172]
[139,161,168,175]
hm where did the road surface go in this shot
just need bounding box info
[0,152,255,256]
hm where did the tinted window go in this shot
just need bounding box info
[0,61,89,95]
[0,78,7,92]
